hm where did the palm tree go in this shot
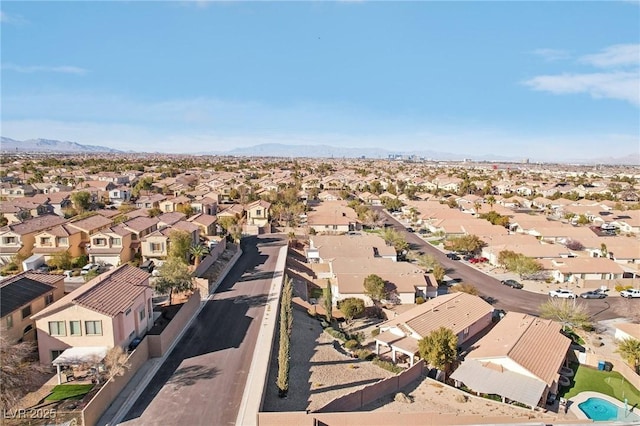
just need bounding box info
[189,244,209,267]
[616,338,640,373]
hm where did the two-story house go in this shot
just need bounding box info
[0,215,68,263]
[245,200,271,227]
[31,264,153,365]
[32,224,84,261]
[86,225,134,266]
[1,272,65,343]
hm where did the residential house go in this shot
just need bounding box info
[0,183,36,199]
[374,293,494,366]
[135,194,167,210]
[188,213,218,237]
[108,186,132,206]
[246,200,271,227]
[543,257,626,283]
[31,264,153,364]
[0,215,68,262]
[306,201,361,234]
[86,225,134,266]
[451,312,571,409]
[32,224,84,261]
[1,272,65,343]
[159,195,192,213]
[141,221,199,262]
[190,197,218,216]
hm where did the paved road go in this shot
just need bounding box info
[379,211,628,321]
[121,235,285,426]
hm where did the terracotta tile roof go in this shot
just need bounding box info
[158,212,186,226]
[189,213,217,226]
[9,215,67,235]
[68,214,113,233]
[124,216,159,232]
[382,293,493,339]
[468,312,571,385]
[311,234,396,260]
[71,264,150,317]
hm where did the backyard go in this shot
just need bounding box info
[560,363,640,407]
[45,384,94,402]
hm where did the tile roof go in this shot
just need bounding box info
[9,215,67,235]
[382,293,493,339]
[0,276,56,316]
[467,312,571,385]
[124,216,160,232]
[32,264,150,319]
[68,214,113,232]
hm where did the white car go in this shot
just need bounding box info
[80,263,100,275]
[620,289,640,299]
[549,289,576,299]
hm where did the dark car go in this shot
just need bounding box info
[406,227,415,233]
[446,253,460,260]
[580,290,607,299]
[140,260,155,273]
[501,279,523,289]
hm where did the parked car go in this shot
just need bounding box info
[501,279,523,289]
[446,253,460,260]
[406,227,414,233]
[549,289,576,299]
[580,290,607,299]
[80,263,100,275]
[620,288,640,299]
[139,260,155,273]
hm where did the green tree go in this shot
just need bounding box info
[169,230,192,263]
[418,327,458,374]
[539,298,592,331]
[498,250,543,279]
[154,257,194,305]
[48,250,73,271]
[0,334,47,410]
[431,264,446,284]
[0,214,7,227]
[71,191,91,213]
[147,207,162,217]
[323,279,333,323]
[189,244,208,267]
[338,298,365,322]
[363,274,386,302]
[83,269,100,282]
[616,338,640,373]
[446,235,485,254]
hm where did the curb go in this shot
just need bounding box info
[103,248,244,426]
[235,244,288,426]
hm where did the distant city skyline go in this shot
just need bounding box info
[1,1,639,162]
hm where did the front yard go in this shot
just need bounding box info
[560,363,640,407]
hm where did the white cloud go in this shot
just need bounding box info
[525,43,640,106]
[531,48,570,62]
[524,71,640,106]
[2,63,87,75]
[580,44,640,68]
[0,11,28,25]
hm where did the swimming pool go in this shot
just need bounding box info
[578,397,640,422]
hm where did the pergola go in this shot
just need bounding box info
[374,330,419,367]
[52,346,108,384]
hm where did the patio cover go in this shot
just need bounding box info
[450,359,547,408]
[376,330,419,355]
[52,346,108,366]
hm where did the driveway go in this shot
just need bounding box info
[121,235,286,426]
[379,210,628,321]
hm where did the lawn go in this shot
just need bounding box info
[559,363,640,407]
[45,384,94,401]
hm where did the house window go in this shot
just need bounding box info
[148,300,152,318]
[125,308,132,316]
[44,294,54,306]
[255,209,261,217]
[70,321,82,336]
[112,238,121,246]
[51,350,64,362]
[150,243,163,253]
[6,315,13,329]
[94,238,107,247]
[21,305,31,319]
[58,237,68,246]
[40,237,52,246]
[85,320,103,335]
[2,236,16,244]
[48,321,66,336]
[139,308,145,322]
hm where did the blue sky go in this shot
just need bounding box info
[1,1,639,162]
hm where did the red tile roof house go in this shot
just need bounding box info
[0,215,68,263]
[374,292,494,367]
[451,312,571,409]
[31,264,153,381]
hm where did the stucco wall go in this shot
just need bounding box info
[147,291,201,358]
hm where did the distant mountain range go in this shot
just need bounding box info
[1,137,124,153]
[1,137,638,165]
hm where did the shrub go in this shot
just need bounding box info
[372,357,404,374]
[350,331,365,343]
[455,394,468,403]
[371,328,380,337]
[415,296,426,304]
[307,309,317,318]
[344,339,359,350]
[354,349,374,360]
[324,327,348,342]
[615,284,633,292]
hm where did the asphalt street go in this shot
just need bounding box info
[121,235,285,426]
[380,211,629,321]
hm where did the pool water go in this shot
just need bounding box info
[578,397,640,422]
